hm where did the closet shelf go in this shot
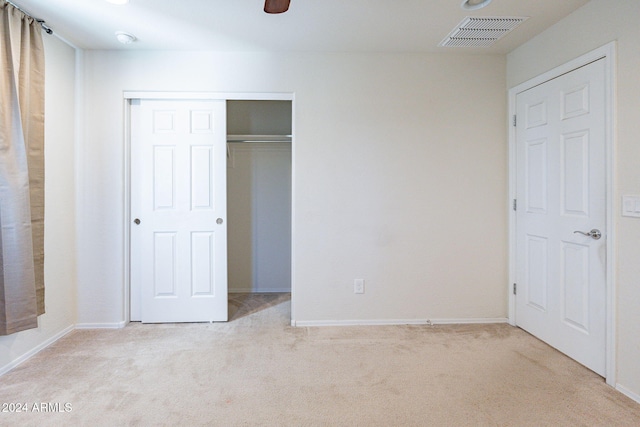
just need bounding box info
[227,134,292,143]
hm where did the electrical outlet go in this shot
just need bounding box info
[354,279,365,294]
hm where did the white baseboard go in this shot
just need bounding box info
[292,318,509,327]
[431,317,509,325]
[616,383,640,404]
[75,321,127,329]
[0,325,75,377]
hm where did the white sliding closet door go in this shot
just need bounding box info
[131,99,228,322]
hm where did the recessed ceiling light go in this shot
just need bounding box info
[115,31,136,44]
[461,0,492,10]
[106,0,129,5]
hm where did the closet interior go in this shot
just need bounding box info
[226,100,292,293]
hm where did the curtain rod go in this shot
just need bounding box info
[4,1,53,34]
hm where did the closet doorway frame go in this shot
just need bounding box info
[123,91,296,324]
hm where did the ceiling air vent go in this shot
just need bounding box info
[439,16,528,48]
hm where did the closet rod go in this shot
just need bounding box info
[5,1,53,34]
[227,134,292,143]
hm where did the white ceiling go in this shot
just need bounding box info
[15,0,589,53]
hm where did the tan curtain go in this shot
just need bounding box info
[0,2,45,335]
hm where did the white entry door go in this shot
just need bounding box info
[515,59,606,375]
[131,99,228,323]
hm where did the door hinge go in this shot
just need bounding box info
[512,115,517,127]
[513,283,517,295]
[513,199,517,211]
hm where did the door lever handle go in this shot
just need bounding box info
[573,229,601,240]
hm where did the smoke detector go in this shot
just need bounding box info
[439,16,528,48]
[115,31,137,44]
[461,0,492,10]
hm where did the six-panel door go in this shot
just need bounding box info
[515,59,606,375]
[132,99,228,323]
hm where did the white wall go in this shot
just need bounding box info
[0,35,77,374]
[507,0,640,401]
[77,50,507,326]
[227,100,292,135]
[227,142,292,293]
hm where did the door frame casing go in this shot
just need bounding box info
[507,42,616,385]
[123,91,296,324]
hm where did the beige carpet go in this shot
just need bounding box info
[1,293,639,426]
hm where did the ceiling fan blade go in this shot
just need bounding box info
[264,0,290,14]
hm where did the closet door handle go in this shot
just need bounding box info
[573,229,601,240]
